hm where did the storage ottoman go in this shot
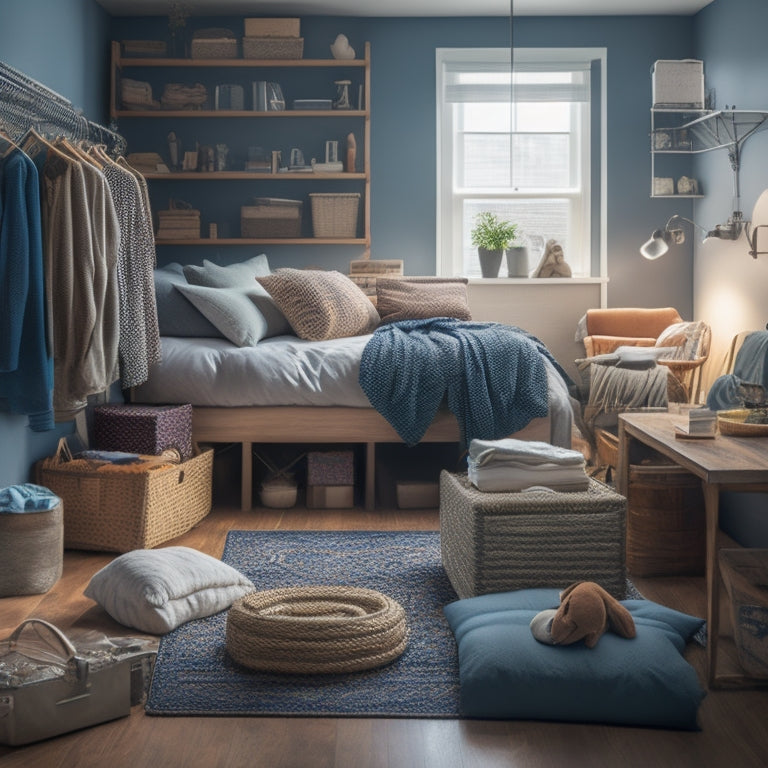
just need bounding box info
[439,472,627,599]
[93,403,193,461]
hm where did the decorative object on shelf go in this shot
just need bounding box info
[506,243,529,278]
[252,81,285,111]
[270,150,282,174]
[120,78,157,110]
[167,131,180,170]
[216,143,228,171]
[292,98,332,110]
[532,239,572,278]
[346,132,357,173]
[676,176,699,195]
[190,27,237,59]
[325,140,339,164]
[653,130,672,150]
[470,212,518,278]
[330,34,356,60]
[333,79,352,110]
[245,146,269,172]
[167,2,189,59]
[214,84,244,110]
[653,177,675,196]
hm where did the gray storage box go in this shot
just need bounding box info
[439,472,627,599]
[652,59,705,108]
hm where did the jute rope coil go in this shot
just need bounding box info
[226,586,408,674]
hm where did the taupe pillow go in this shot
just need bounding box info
[257,269,380,341]
[376,277,472,323]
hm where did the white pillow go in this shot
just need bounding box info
[84,546,254,634]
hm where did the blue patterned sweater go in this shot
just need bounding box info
[359,318,558,448]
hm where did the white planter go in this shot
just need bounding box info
[506,246,529,277]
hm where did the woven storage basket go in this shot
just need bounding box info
[0,502,63,596]
[626,463,705,577]
[242,37,304,60]
[190,38,238,59]
[310,193,360,238]
[226,586,408,673]
[719,548,768,678]
[36,445,213,553]
[717,408,768,436]
[439,472,627,599]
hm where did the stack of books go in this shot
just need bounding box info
[156,207,201,240]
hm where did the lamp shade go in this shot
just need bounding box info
[640,229,671,260]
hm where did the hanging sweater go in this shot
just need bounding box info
[0,148,54,430]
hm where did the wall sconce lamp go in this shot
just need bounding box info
[639,210,760,260]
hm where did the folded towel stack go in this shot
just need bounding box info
[468,438,589,492]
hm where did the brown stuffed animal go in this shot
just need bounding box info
[550,581,636,648]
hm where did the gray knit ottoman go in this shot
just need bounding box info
[439,472,627,599]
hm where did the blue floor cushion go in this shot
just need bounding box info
[443,588,706,729]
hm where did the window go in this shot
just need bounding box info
[436,47,605,279]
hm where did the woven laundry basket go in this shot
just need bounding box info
[226,586,408,673]
[36,444,213,553]
[439,472,627,599]
[0,501,63,596]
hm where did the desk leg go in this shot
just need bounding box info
[704,482,721,688]
[616,419,631,497]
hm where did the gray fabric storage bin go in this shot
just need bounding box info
[439,472,626,600]
[0,502,63,596]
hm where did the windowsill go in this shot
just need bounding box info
[466,276,609,284]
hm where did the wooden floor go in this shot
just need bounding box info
[2,501,768,768]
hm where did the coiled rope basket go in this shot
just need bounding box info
[226,585,409,674]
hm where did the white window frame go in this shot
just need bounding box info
[436,47,607,280]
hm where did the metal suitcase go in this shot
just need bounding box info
[0,619,155,746]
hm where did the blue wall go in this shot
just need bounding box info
[0,6,705,487]
[694,0,768,547]
[0,0,110,488]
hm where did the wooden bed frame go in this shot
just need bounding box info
[190,405,553,512]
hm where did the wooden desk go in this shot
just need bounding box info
[617,411,768,688]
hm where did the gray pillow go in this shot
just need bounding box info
[175,283,292,346]
[183,253,271,288]
[153,262,222,338]
[84,546,254,634]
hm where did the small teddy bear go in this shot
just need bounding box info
[530,581,636,648]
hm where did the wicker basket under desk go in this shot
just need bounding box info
[36,444,213,553]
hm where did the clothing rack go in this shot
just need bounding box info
[0,60,126,156]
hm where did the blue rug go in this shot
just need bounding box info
[145,530,462,717]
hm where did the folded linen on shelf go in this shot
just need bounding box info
[467,438,589,492]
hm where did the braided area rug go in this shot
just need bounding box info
[145,530,462,717]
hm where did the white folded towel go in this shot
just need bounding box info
[469,438,586,468]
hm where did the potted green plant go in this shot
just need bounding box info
[471,212,518,278]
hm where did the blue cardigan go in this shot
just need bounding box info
[0,148,54,431]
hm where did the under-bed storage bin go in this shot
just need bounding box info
[439,472,627,599]
[36,446,213,553]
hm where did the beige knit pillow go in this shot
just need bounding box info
[257,269,380,341]
[376,277,472,324]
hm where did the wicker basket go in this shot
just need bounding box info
[242,37,304,60]
[0,502,63,596]
[190,38,238,59]
[36,445,213,553]
[310,193,360,238]
[717,408,768,436]
[626,463,705,577]
[241,198,302,238]
[720,548,768,678]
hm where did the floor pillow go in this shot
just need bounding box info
[443,588,706,730]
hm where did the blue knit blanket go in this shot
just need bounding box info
[359,318,552,447]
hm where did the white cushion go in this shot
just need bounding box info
[84,546,254,634]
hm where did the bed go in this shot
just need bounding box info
[132,261,575,511]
